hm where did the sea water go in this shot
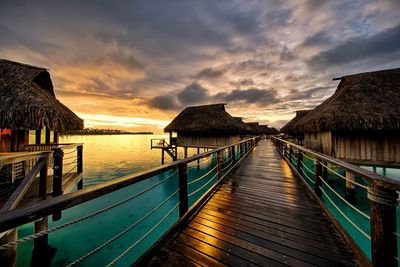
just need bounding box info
[16,134,223,266]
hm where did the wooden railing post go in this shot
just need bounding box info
[52,148,63,221]
[288,146,293,164]
[178,164,188,217]
[314,158,322,198]
[368,183,398,267]
[217,151,222,179]
[296,149,302,174]
[232,146,236,164]
[77,145,83,173]
[53,148,64,196]
[240,143,243,158]
[39,157,48,199]
[345,171,356,203]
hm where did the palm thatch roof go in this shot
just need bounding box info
[294,68,400,133]
[280,110,310,134]
[259,124,279,135]
[233,117,255,134]
[246,122,264,134]
[0,59,83,131]
[164,104,251,135]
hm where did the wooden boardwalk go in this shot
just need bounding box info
[148,140,358,266]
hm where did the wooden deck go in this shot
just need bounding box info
[148,140,358,266]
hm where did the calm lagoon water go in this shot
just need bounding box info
[17,134,226,266]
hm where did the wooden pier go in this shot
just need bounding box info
[147,140,358,266]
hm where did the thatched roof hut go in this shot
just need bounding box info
[259,124,279,135]
[293,68,400,133]
[291,68,400,165]
[246,122,264,134]
[164,104,250,135]
[280,110,310,134]
[0,59,83,131]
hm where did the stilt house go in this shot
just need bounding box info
[164,104,251,148]
[293,68,400,166]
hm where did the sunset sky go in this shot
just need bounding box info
[1,0,399,133]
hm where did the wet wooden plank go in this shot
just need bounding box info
[148,140,358,266]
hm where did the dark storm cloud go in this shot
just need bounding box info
[287,86,332,101]
[229,78,255,87]
[301,31,333,47]
[215,88,279,106]
[193,68,226,79]
[149,82,279,111]
[309,23,400,67]
[148,95,179,111]
[177,82,210,105]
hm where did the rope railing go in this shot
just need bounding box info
[221,160,234,172]
[300,166,316,184]
[320,162,369,190]
[66,188,180,266]
[320,176,370,220]
[320,186,371,240]
[106,202,180,266]
[301,152,315,161]
[188,173,218,198]
[300,160,315,175]
[187,155,213,169]
[188,165,218,185]
[0,169,178,250]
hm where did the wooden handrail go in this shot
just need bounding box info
[271,136,400,191]
[0,137,260,233]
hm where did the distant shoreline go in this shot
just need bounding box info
[61,132,153,135]
[61,129,153,135]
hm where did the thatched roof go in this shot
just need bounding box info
[294,68,400,133]
[0,59,83,131]
[246,122,264,134]
[280,110,310,134]
[259,124,279,135]
[164,104,251,135]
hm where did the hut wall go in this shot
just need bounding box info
[333,132,400,164]
[177,135,240,147]
[0,129,12,152]
[304,131,332,155]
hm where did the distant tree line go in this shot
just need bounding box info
[61,128,153,135]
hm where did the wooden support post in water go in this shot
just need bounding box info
[345,171,356,203]
[77,145,83,173]
[52,148,64,221]
[39,157,48,199]
[161,149,164,165]
[314,158,322,198]
[184,147,188,158]
[178,164,188,217]
[35,129,41,145]
[0,228,17,267]
[77,145,83,189]
[368,183,398,267]
[217,151,222,180]
[32,217,49,266]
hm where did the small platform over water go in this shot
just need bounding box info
[148,140,358,266]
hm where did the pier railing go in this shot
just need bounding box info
[271,136,400,267]
[0,152,50,211]
[0,137,259,266]
[25,143,84,199]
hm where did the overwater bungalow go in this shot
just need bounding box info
[0,59,83,152]
[293,68,400,167]
[164,103,251,148]
[280,110,310,144]
[259,124,279,135]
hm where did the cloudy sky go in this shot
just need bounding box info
[1,0,399,132]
